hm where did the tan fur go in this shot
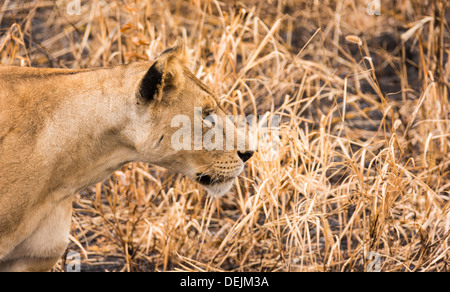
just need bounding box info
[0,40,251,271]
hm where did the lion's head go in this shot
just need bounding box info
[128,39,254,196]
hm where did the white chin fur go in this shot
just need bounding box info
[205,181,234,198]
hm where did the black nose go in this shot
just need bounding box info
[238,151,254,163]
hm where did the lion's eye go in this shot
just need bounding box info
[203,115,216,128]
[202,108,214,118]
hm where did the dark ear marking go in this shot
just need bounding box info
[138,38,186,102]
[139,61,163,102]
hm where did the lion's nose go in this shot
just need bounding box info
[238,151,254,163]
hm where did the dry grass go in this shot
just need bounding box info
[1,0,449,272]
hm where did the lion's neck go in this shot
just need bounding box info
[35,67,147,193]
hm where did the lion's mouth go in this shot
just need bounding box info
[195,173,235,186]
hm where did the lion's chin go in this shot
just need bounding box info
[204,180,235,198]
[193,173,235,197]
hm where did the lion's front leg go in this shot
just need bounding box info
[0,197,73,272]
[0,256,65,272]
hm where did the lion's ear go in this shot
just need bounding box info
[139,38,187,102]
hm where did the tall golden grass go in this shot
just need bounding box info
[0,0,448,271]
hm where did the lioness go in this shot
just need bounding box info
[0,39,253,272]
